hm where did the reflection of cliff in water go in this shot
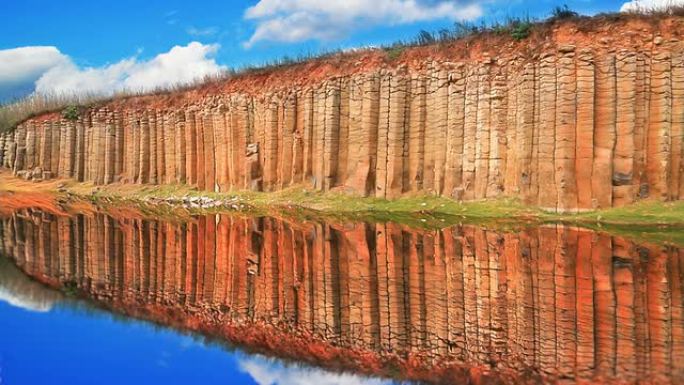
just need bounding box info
[0,209,682,384]
[0,253,62,312]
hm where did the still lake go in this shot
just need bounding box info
[0,207,682,384]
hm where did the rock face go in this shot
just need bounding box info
[1,30,683,212]
[1,209,683,384]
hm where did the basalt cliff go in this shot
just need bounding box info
[1,16,683,212]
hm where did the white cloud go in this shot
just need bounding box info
[0,42,226,100]
[620,0,684,12]
[243,0,484,47]
[35,42,226,96]
[0,258,62,313]
[238,355,394,385]
[187,26,220,37]
[0,46,71,100]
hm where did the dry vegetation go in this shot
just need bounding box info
[1,4,682,133]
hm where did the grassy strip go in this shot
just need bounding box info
[3,173,680,223]
[1,172,682,246]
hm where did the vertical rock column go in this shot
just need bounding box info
[385,73,408,199]
[2,132,13,169]
[12,124,26,174]
[75,117,86,181]
[576,50,595,210]
[104,114,116,184]
[175,110,187,185]
[488,61,508,198]
[0,133,5,167]
[279,94,296,189]
[613,51,638,206]
[647,52,672,200]
[672,50,684,200]
[323,81,341,191]
[291,92,305,185]
[185,109,197,186]
[537,53,558,210]
[213,105,227,192]
[462,65,479,200]
[312,87,325,190]
[230,98,248,189]
[262,98,279,191]
[593,55,617,209]
[347,74,379,195]
[424,65,449,195]
[128,113,140,184]
[344,79,365,192]
[139,112,151,184]
[114,111,124,181]
[444,66,466,198]
[474,62,491,199]
[375,73,390,198]
[407,74,426,194]
[164,111,177,186]
[555,46,578,212]
[39,121,52,174]
[25,122,37,172]
[336,82,349,189]
[202,108,216,191]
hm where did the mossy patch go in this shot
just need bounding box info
[0,171,682,243]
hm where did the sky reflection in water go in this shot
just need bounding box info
[0,290,398,385]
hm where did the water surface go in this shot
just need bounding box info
[0,207,682,384]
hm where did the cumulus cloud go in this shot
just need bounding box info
[620,0,684,12]
[36,42,226,95]
[238,355,394,385]
[243,0,484,47]
[0,257,62,313]
[0,46,70,100]
[0,42,226,101]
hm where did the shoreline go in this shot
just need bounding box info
[1,171,683,227]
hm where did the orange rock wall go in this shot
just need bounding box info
[1,210,683,384]
[2,43,683,211]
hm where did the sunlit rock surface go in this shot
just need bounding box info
[0,208,682,384]
[1,19,683,212]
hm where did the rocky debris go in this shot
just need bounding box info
[1,37,683,213]
[143,195,249,210]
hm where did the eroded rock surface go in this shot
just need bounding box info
[1,22,683,212]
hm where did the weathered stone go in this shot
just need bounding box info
[2,38,683,212]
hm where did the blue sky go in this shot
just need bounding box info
[0,0,674,102]
[0,292,397,385]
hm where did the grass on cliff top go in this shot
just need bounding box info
[3,5,684,133]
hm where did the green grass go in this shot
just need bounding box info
[553,200,684,225]
[2,170,681,244]
[82,182,684,226]
[80,185,684,246]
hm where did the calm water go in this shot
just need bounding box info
[0,253,399,385]
[0,207,683,384]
